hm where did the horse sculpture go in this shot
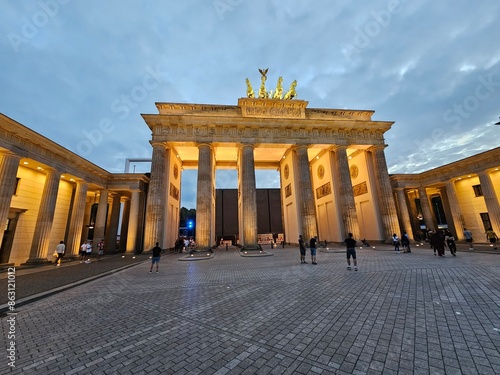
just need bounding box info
[272,76,283,99]
[283,80,297,100]
[245,78,254,98]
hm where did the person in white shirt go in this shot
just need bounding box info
[54,241,65,266]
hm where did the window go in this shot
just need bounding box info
[473,184,483,197]
[480,213,491,232]
[13,178,20,196]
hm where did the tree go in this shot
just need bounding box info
[179,207,196,227]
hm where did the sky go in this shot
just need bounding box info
[1,0,499,209]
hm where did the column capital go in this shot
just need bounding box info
[367,144,388,152]
[330,145,348,152]
[292,144,310,151]
[197,142,213,150]
[238,143,255,151]
[150,141,169,149]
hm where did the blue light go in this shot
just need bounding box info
[187,220,193,229]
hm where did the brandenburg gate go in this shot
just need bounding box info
[141,71,400,251]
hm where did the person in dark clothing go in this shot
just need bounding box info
[298,235,307,264]
[150,242,162,273]
[344,233,358,271]
[309,236,318,265]
[401,232,411,253]
[434,230,446,257]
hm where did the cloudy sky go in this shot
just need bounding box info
[1,0,499,209]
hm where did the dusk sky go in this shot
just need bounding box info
[2,1,499,209]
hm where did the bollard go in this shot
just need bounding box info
[226,243,228,251]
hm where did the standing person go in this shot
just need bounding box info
[444,230,457,256]
[150,242,162,273]
[486,228,498,249]
[85,241,92,263]
[392,234,400,253]
[97,239,104,261]
[309,236,318,265]
[344,233,357,271]
[401,232,411,253]
[80,241,88,263]
[54,240,65,266]
[298,235,307,264]
[434,230,446,257]
[463,228,474,250]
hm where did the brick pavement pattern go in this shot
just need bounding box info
[1,245,500,374]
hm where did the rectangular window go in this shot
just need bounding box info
[473,184,483,197]
[480,213,491,232]
[13,178,20,195]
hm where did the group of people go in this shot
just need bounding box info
[426,229,458,257]
[79,239,105,263]
[299,233,357,270]
[298,235,318,265]
[297,227,499,269]
[174,237,195,253]
[52,239,104,266]
[391,232,411,253]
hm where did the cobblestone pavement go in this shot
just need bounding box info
[1,244,500,374]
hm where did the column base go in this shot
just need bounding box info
[22,258,52,266]
[178,247,215,261]
[239,245,274,257]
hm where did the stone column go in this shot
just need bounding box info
[369,146,400,241]
[443,180,465,239]
[0,153,21,250]
[238,144,258,248]
[105,193,121,253]
[295,145,318,241]
[92,190,108,246]
[196,144,215,249]
[144,142,168,250]
[119,197,130,252]
[332,146,360,239]
[478,171,500,233]
[126,190,141,253]
[395,188,414,239]
[418,187,435,231]
[27,169,61,263]
[66,181,89,256]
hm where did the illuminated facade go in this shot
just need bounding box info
[141,97,400,250]
[390,148,500,241]
[2,98,499,265]
[0,114,148,266]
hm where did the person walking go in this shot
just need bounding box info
[486,228,498,249]
[392,234,400,253]
[53,240,65,266]
[150,242,162,273]
[298,235,307,264]
[434,230,446,257]
[463,228,474,250]
[309,236,318,265]
[344,233,357,271]
[444,230,457,256]
[401,232,411,253]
